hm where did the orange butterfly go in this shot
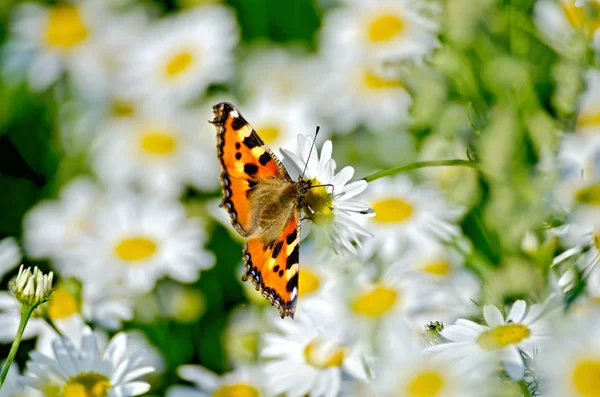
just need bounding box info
[211,102,316,319]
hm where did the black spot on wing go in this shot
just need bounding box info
[279,270,284,277]
[235,142,241,149]
[235,152,241,160]
[272,241,284,259]
[273,265,280,273]
[286,272,298,292]
[258,152,272,166]
[232,116,247,130]
[243,132,262,149]
[244,163,258,175]
[286,245,299,270]
[286,230,297,245]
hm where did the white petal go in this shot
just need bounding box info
[483,305,504,327]
[506,300,527,323]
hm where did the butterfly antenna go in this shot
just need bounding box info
[300,125,320,180]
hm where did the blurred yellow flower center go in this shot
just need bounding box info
[422,260,451,276]
[256,125,280,144]
[572,359,600,397]
[368,14,404,42]
[63,373,110,397]
[42,382,62,397]
[115,237,157,262]
[240,331,259,357]
[352,285,398,317]
[140,131,177,155]
[48,287,79,320]
[405,371,445,397]
[304,338,346,368]
[110,100,136,118]
[363,71,404,90]
[298,268,321,297]
[165,51,195,79]
[212,384,260,397]
[174,288,205,322]
[577,111,600,129]
[575,184,600,206]
[477,324,531,350]
[372,198,414,223]
[562,1,600,34]
[45,5,88,50]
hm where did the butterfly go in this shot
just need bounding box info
[211,102,316,319]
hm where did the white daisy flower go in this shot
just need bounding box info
[315,52,412,132]
[282,135,373,255]
[119,5,238,107]
[2,0,138,98]
[261,301,367,397]
[574,68,600,135]
[167,365,266,397]
[425,299,556,380]
[320,0,439,61]
[22,177,100,269]
[534,0,600,55]
[91,104,220,197]
[537,308,600,397]
[360,175,465,260]
[0,236,21,281]
[374,322,496,397]
[73,193,215,294]
[22,326,155,396]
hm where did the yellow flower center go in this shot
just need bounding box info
[368,14,405,42]
[114,237,157,262]
[45,4,88,50]
[562,1,600,34]
[140,130,177,155]
[577,111,600,129]
[477,324,531,350]
[422,260,451,277]
[212,384,260,397]
[575,184,600,206]
[304,338,346,369]
[405,371,445,397]
[363,71,404,90]
[42,382,62,397]
[164,51,195,79]
[48,287,79,320]
[63,373,111,397]
[110,100,136,118]
[298,268,321,297]
[372,198,414,224]
[352,285,398,317]
[304,180,334,226]
[572,359,600,397]
[256,125,280,144]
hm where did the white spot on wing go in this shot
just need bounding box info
[231,110,239,118]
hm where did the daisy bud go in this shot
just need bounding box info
[10,265,54,309]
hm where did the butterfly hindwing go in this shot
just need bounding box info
[212,102,292,236]
[242,209,300,318]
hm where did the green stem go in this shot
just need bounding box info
[363,159,487,182]
[0,306,34,389]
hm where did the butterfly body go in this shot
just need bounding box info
[211,102,313,318]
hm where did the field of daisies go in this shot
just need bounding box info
[2,0,600,396]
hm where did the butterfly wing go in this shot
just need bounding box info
[243,208,300,318]
[212,102,292,236]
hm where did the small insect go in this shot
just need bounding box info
[211,102,325,318]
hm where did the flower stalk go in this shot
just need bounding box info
[362,159,487,182]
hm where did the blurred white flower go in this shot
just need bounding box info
[0,362,28,397]
[2,0,142,98]
[119,5,238,107]
[320,0,438,61]
[167,365,266,397]
[426,299,555,380]
[23,177,100,269]
[282,135,373,255]
[22,326,155,396]
[91,105,220,197]
[535,0,600,55]
[261,301,367,397]
[0,237,21,281]
[316,53,412,132]
[537,308,600,397]
[72,193,215,294]
[0,291,46,343]
[360,175,464,260]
